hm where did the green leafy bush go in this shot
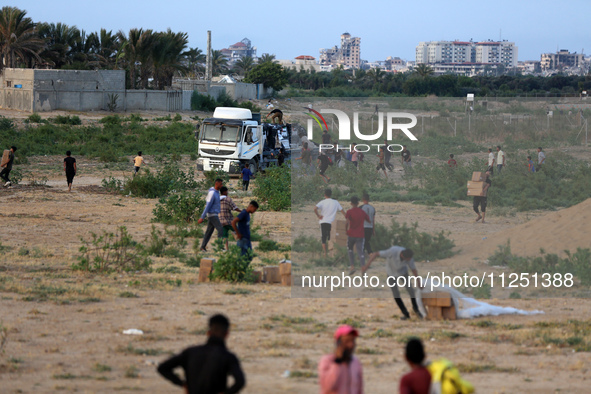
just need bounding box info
[371,220,456,262]
[123,164,198,198]
[191,92,218,112]
[292,235,322,253]
[101,176,123,193]
[173,113,182,122]
[201,169,230,188]
[73,226,151,273]
[257,239,291,252]
[254,165,291,211]
[152,192,205,224]
[99,115,122,126]
[0,116,14,131]
[53,115,82,125]
[209,240,255,283]
[26,113,42,123]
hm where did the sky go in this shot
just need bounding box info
[9,0,591,62]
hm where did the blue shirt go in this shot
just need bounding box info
[242,168,253,181]
[201,187,221,219]
[237,209,251,240]
[528,160,536,173]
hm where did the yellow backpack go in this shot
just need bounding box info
[427,358,474,394]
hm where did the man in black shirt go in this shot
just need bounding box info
[317,151,332,184]
[401,145,412,167]
[1,146,17,187]
[265,108,283,124]
[158,314,245,394]
[63,151,77,192]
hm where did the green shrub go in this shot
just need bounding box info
[73,226,151,273]
[254,165,291,211]
[123,164,198,198]
[292,235,322,253]
[371,220,455,262]
[191,92,217,111]
[128,113,144,122]
[53,115,82,125]
[173,113,182,122]
[153,192,205,224]
[101,176,123,193]
[238,101,262,113]
[0,116,14,131]
[257,239,290,252]
[209,240,255,283]
[201,169,230,188]
[26,113,42,123]
[99,115,122,126]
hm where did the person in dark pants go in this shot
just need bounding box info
[473,171,491,224]
[361,193,375,256]
[63,151,77,192]
[1,146,17,187]
[384,140,394,171]
[265,108,283,124]
[232,200,259,259]
[277,147,285,167]
[241,165,253,191]
[363,247,423,320]
[198,178,224,252]
[157,314,245,394]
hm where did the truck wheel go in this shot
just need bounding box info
[248,159,258,176]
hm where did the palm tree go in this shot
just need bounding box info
[88,29,120,69]
[184,47,205,76]
[233,56,254,75]
[37,22,81,68]
[367,67,385,84]
[0,6,44,70]
[258,53,276,64]
[414,63,434,78]
[151,29,189,89]
[117,28,154,88]
[211,49,228,76]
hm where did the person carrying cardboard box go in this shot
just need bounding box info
[473,171,491,223]
[0,146,17,187]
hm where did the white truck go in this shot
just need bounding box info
[196,107,290,175]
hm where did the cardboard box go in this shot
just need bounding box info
[426,306,443,320]
[442,306,457,320]
[467,189,485,197]
[471,172,484,182]
[279,262,291,276]
[422,291,451,307]
[335,220,347,231]
[467,181,484,190]
[198,258,215,283]
[1,150,9,168]
[263,266,281,283]
[281,274,292,286]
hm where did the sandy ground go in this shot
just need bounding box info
[0,165,590,393]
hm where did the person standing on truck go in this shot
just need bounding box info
[241,165,253,192]
[0,146,17,188]
[197,178,224,252]
[63,151,77,192]
[265,108,283,124]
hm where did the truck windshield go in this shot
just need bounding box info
[201,124,239,144]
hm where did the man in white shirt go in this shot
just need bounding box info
[487,148,495,174]
[314,188,346,257]
[537,147,546,171]
[363,246,423,320]
[496,145,505,174]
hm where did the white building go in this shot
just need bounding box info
[416,40,518,69]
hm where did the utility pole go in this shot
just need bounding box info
[206,31,213,81]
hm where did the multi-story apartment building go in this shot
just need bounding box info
[320,32,361,69]
[416,40,518,75]
[540,50,584,70]
[220,38,257,64]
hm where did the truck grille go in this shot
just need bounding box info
[200,149,235,156]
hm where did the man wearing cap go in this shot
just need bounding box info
[318,325,364,394]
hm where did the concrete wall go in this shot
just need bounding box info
[0,88,33,111]
[32,69,125,91]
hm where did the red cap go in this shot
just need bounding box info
[333,325,359,340]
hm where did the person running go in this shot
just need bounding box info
[198,178,224,252]
[496,146,505,174]
[232,200,259,259]
[363,247,423,320]
[241,165,253,191]
[318,325,363,394]
[527,156,536,173]
[346,196,370,276]
[399,338,431,394]
[133,151,146,177]
[219,186,242,250]
[537,147,546,171]
[63,151,77,192]
[265,108,283,124]
[401,145,412,167]
[317,151,332,184]
[157,314,245,394]
[295,142,312,174]
[487,148,495,175]
[473,171,491,223]
[376,146,388,178]
[447,154,457,168]
[314,188,346,258]
[0,146,17,187]
[361,193,376,257]
[384,140,394,171]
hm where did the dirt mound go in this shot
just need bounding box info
[460,198,591,261]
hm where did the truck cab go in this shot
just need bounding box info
[197,107,290,175]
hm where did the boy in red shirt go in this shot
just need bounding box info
[400,338,431,394]
[447,154,457,168]
[345,196,370,275]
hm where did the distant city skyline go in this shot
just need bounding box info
[8,0,591,62]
